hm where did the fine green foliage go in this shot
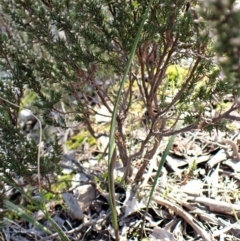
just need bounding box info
[0,1,229,182]
[66,130,96,150]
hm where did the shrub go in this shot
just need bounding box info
[0,0,240,196]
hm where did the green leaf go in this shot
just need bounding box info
[4,200,52,235]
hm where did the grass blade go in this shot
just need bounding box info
[4,200,52,235]
[140,120,184,238]
[146,120,184,207]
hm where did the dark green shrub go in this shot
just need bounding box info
[0,0,239,197]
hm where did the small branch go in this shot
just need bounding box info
[225,113,240,121]
[153,57,202,123]
[187,196,240,218]
[220,139,239,160]
[153,103,240,137]
[152,195,213,241]
[152,123,197,137]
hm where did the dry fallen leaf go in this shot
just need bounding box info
[182,179,203,196]
[74,184,96,211]
[122,189,146,218]
[62,192,84,220]
[149,227,176,241]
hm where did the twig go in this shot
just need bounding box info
[213,223,238,238]
[141,144,162,187]
[220,138,240,160]
[152,195,213,241]
[187,196,240,217]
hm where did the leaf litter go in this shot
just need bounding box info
[3,112,240,241]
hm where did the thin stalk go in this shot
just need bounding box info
[107,1,155,240]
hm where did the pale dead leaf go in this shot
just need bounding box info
[33,200,57,221]
[71,173,88,189]
[149,227,176,241]
[61,151,76,174]
[94,105,112,123]
[207,149,228,168]
[182,179,203,195]
[74,184,96,211]
[131,128,148,141]
[223,159,240,172]
[62,192,84,220]
[97,136,109,152]
[122,189,146,217]
[208,164,220,198]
